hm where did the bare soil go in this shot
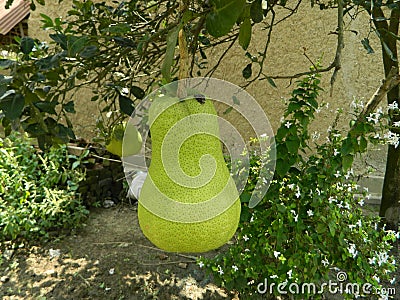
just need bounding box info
[0,204,237,300]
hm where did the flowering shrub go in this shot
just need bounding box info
[200,72,399,299]
[0,133,89,246]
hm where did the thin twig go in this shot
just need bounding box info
[137,244,198,261]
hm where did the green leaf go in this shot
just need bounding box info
[20,37,35,55]
[101,23,131,34]
[34,101,57,114]
[286,136,300,154]
[119,95,135,116]
[341,137,353,156]
[0,59,15,69]
[250,0,264,23]
[161,26,180,83]
[328,221,336,237]
[0,93,25,120]
[232,95,240,105]
[239,18,252,50]
[276,158,290,177]
[359,135,367,152]
[206,0,246,38]
[131,86,145,99]
[223,106,233,114]
[68,36,89,57]
[266,76,277,88]
[80,45,98,58]
[382,40,397,62]
[64,101,75,113]
[50,33,68,50]
[242,63,252,79]
[342,154,353,171]
[361,38,374,54]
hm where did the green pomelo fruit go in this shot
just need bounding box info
[138,95,241,253]
[106,122,142,157]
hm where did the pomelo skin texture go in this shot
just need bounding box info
[138,95,241,253]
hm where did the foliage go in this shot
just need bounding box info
[0,0,297,148]
[200,72,399,299]
[0,133,89,246]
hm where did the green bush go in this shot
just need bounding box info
[200,73,399,299]
[0,133,89,245]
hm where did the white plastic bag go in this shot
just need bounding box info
[128,171,147,200]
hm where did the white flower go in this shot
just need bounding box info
[388,102,398,110]
[396,231,400,239]
[261,0,268,9]
[334,148,340,156]
[337,202,343,209]
[348,224,356,230]
[312,131,320,140]
[288,183,296,190]
[270,274,278,279]
[250,216,254,223]
[243,234,249,241]
[322,258,329,266]
[377,107,383,115]
[295,188,301,198]
[328,197,336,204]
[358,199,364,206]
[232,265,239,272]
[109,268,115,275]
[356,219,362,227]
[307,209,313,217]
[217,265,224,275]
[316,188,321,195]
[390,277,396,284]
[291,210,298,222]
[347,243,358,258]
[368,257,376,265]
[394,121,400,127]
[334,171,341,178]
[372,274,380,283]
[284,121,292,128]
[247,280,255,285]
[274,251,281,258]
[287,269,293,279]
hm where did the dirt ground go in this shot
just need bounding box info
[0,204,237,300]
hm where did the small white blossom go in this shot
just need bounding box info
[348,224,356,230]
[388,102,398,110]
[274,251,281,258]
[270,274,278,279]
[250,216,254,223]
[248,280,255,285]
[390,277,396,284]
[284,121,292,128]
[295,187,301,198]
[198,261,205,268]
[322,258,329,267]
[287,269,293,279]
[368,257,376,265]
[217,265,224,275]
[393,121,400,127]
[356,219,362,228]
[232,265,239,272]
[372,275,380,283]
[358,199,365,206]
[348,243,358,258]
[243,234,249,241]
[334,148,340,156]
[328,196,337,204]
[109,268,115,275]
[288,183,296,190]
[261,0,268,9]
[334,171,341,178]
[377,107,383,115]
[307,209,314,217]
[316,188,321,195]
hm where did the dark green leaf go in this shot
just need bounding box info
[161,26,180,83]
[382,41,397,61]
[242,63,252,79]
[359,135,367,152]
[266,76,277,88]
[286,136,300,154]
[0,93,25,120]
[361,38,374,54]
[119,94,135,116]
[250,0,264,23]
[239,18,252,50]
[276,158,290,177]
[223,106,233,114]
[131,86,145,99]
[342,154,353,171]
[20,37,35,55]
[80,45,98,58]
[101,23,131,34]
[68,36,89,57]
[50,33,68,50]
[34,101,57,114]
[64,101,75,113]
[206,0,246,37]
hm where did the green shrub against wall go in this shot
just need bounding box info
[0,133,89,246]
